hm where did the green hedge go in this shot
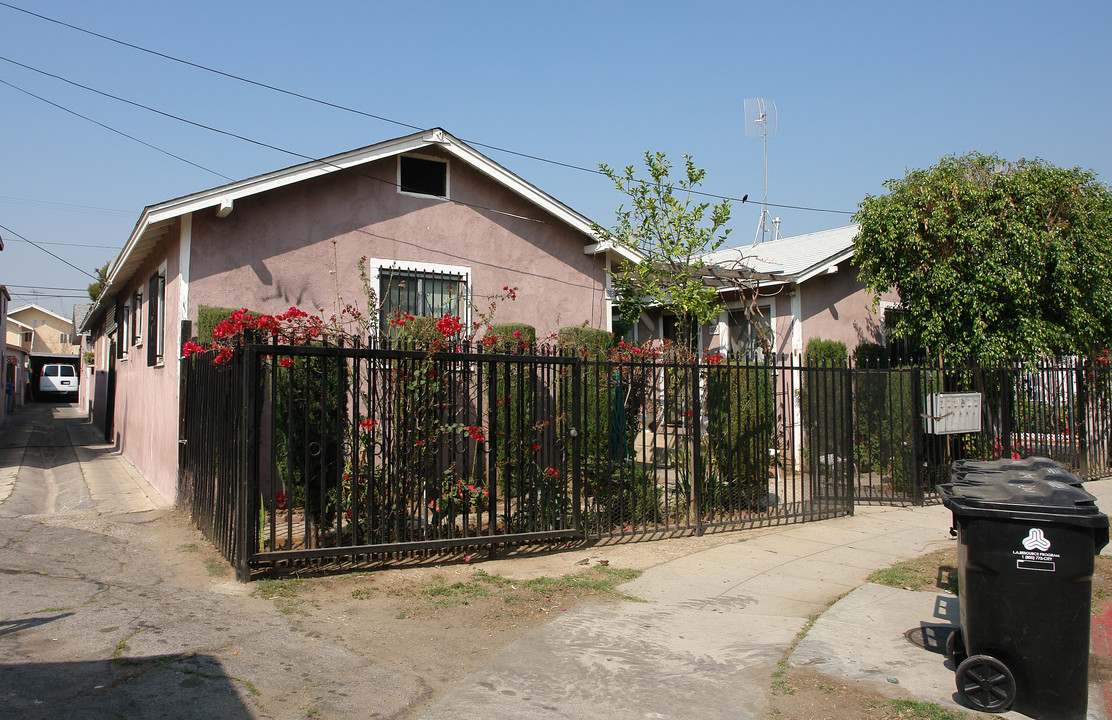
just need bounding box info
[488,323,536,354]
[197,305,239,342]
[556,326,614,355]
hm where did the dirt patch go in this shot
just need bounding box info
[768,549,1112,720]
[769,665,992,719]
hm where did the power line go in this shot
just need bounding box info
[0,55,548,225]
[0,1,855,217]
[0,71,230,180]
[0,222,97,279]
[9,292,90,299]
[4,237,120,249]
[5,284,88,291]
[0,194,133,217]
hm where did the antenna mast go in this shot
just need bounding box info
[744,98,779,243]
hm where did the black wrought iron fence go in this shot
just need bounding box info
[179,342,1112,579]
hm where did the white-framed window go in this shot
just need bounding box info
[726,303,773,359]
[370,259,470,336]
[398,154,449,199]
[131,289,143,346]
[147,265,166,366]
[21,330,31,344]
[119,300,130,360]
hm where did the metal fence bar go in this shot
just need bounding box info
[179,344,1112,578]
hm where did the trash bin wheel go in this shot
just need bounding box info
[955,654,1016,713]
[945,628,966,665]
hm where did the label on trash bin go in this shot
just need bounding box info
[1014,528,1059,572]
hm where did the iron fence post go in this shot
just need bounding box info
[691,362,704,537]
[235,343,256,582]
[1077,358,1090,478]
[843,365,855,515]
[911,366,924,506]
[571,358,582,536]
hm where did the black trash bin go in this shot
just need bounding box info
[939,460,1108,719]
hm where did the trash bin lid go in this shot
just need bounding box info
[939,477,1108,528]
[951,456,1082,487]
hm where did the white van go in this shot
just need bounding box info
[39,364,78,400]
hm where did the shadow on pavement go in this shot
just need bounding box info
[0,654,256,719]
[0,613,75,638]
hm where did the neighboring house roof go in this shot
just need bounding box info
[702,224,860,285]
[72,303,93,335]
[8,303,74,325]
[82,127,632,333]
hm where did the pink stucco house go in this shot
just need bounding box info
[79,128,633,503]
[630,225,900,359]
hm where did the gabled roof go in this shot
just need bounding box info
[701,224,860,285]
[8,317,31,331]
[82,128,630,333]
[72,303,93,335]
[9,303,74,325]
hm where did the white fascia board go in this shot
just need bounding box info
[582,239,643,263]
[9,304,73,325]
[793,248,856,284]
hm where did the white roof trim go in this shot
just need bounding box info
[84,128,631,332]
[793,246,857,283]
[9,304,73,325]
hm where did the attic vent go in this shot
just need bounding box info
[399,156,447,198]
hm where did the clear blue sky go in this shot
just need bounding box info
[2,1,1110,319]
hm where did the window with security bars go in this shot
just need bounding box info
[379,269,466,335]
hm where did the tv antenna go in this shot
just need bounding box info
[744,97,779,243]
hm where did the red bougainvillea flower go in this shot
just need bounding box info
[466,426,485,442]
[181,341,206,359]
[276,491,287,509]
[544,467,560,479]
[704,352,724,365]
[212,347,235,365]
[278,357,294,368]
[436,314,463,337]
[360,418,378,431]
[512,330,522,338]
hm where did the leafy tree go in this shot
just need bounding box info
[854,152,1112,362]
[87,261,110,301]
[595,152,732,347]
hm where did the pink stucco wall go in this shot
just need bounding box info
[799,261,896,352]
[187,150,609,337]
[102,230,183,502]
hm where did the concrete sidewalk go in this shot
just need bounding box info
[0,404,165,517]
[421,482,1112,720]
[420,502,957,719]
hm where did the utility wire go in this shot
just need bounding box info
[0,194,133,217]
[0,222,98,279]
[6,284,88,291]
[0,55,548,224]
[0,1,854,217]
[4,237,120,249]
[0,75,232,181]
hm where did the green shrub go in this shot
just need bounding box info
[197,305,238,342]
[488,323,536,354]
[556,326,614,355]
[705,360,776,509]
[802,338,850,476]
